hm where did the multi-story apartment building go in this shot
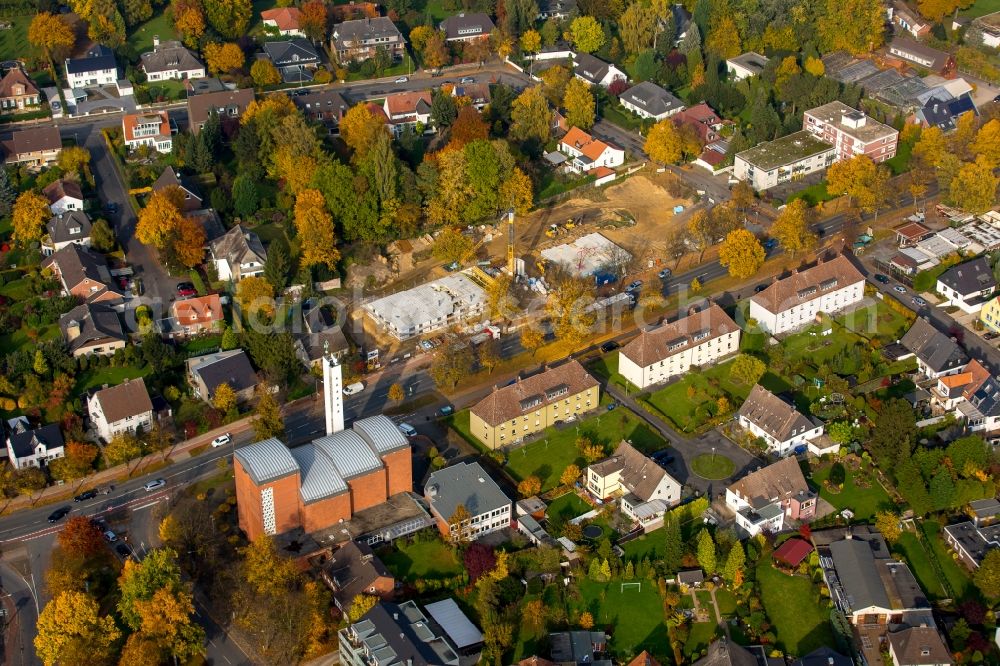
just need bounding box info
[618,303,740,390]
[737,384,829,456]
[726,457,816,536]
[748,254,865,334]
[468,360,599,449]
[425,461,511,540]
[331,17,406,63]
[586,441,681,526]
[733,130,836,191]
[87,378,154,442]
[803,101,899,163]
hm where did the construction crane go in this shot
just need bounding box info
[506,208,516,275]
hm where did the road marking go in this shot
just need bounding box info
[130,500,162,511]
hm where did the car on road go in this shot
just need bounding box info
[606,402,618,411]
[211,433,231,448]
[912,296,927,307]
[600,340,620,353]
[754,284,767,293]
[994,94,1000,103]
[762,238,778,250]
[625,280,643,292]
[143,478,166,492]
[658,268,671,279]
[874,273,890,284]
[103,530,118,543]
[395,76,409,83]
[48,507,70,523]
[343,382,365,396]
[116,543,133,558]
[74,489,98,502]
[102,202,118,215]
[438,405,454,417]
[398,423,417,437]
[176,282,196,297]
[459,76,475,84]
[893,285,907,294]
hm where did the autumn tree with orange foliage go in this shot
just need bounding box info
[339,103,387,160]
[447,106,489,150]
[136,186,185,248]
[172,215,207,268]
[58,516,108,559]
[204,41,245,74]
[294,189,340,270]
[171,0,206,46]
[299,0,328,41]
[49,441,99,482]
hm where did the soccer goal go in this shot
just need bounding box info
[620,582,641,593]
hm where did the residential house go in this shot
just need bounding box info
[970,10,1000,48]
[888,37,956,77]
[733,130,836,190]
[890,1,932,38]
[152,166,203,212]
[262,39,321,83]
[573,52,628,88]
[803,101,899,163]
[261,7,305,36]
[58,303,127,357]
[0,67,40,111]
[186,88,255,134]
[424,461,512,540]
[187,349,259,402]
[619,81,684,120]
[887,626,953,666]
[585,441,681,526]
[439,12,495,42]
[936,256,996,313]
[292,88,350,127]
[748,254,866,334]
[737,384,830,457]
[42,179,84,215]
[625,652,662,666]
[549,631,610,666]
[726,52,770,80]
[692,639,758,666]
[338,600,466,666]
[296,305,351,367]
[929,357,990,412]
[674,102,723,144]
[980,295,1000,333]
[65,45,118,88]
[468,359,599,449]
[87,378,154,442]
[944,519,1000,569]
[6,421,64,470]
[559,126,625,174]
[4,126,61,167]
[321,540,395,615]
[139,38,206,81]
[382,91,432,135]
[452,83,491,110]
[171,294,224,337]
[123,111,173,153]
[210,224,267,282]
[900,317,969,379]
[42,244,122,304]
[43,210,92,256]
[537,0,576,19]
[331,18,407,63]
[618,303,740,389]
[185,77,228,95]
[677,570,704,588]
[726,456,817,537]
[912,94,977,131]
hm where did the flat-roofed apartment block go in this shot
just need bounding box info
[618,303,740,390]
[733,130,836,191]
[803,101,899,163]
[424,461,511,540]
[469,359,599,449]
[749,254,865,334]
[363,272,485,340]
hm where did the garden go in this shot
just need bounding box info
[378,532,465,586]
[809,456,893,521]
[754,559,835,656]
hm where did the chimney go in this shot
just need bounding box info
[153,34,160,48]
[66,319,81,341]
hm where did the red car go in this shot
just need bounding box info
[176,282,196,297]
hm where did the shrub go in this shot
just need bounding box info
[829,462,846,487]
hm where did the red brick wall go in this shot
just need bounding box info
[299,492,352,533]
[234,459,301,540]
[349,469,388,513]
[381,448,412,497]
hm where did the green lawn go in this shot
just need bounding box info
[379,538,464,582]
[0,325,60,356]
[568,579,670,659]
[127,11,178,55]
[834,302,911,342]
[601,101,649,132]
[810,463,893,521]
[621,533,664,562]
[0,16,33,64]
[684,622,720,658]
[71,366,152,399]
[786,181,834,206]
[547,492,591,522]
[756,561,835,657]
[921,520,975,601]
[140,78,188,102]
[642,358,764,433]
[422,0,451,20]
[537,172,597,201]
[588,353,637,392]
[690,453,736,480]
[180,335,223,357]
[886,137,914,175]
[0,277,33,301]
[894,532,948,601]
[961,0,1000,17]
[715,588,738,616]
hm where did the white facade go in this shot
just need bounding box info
[737,411,825,457]
[937,278,993,314]
[214,256,264,282]
[726,489,786,536]
[749,279,865,334]
[322,353,345,435]
[618,328,740,390]
[559,131,625,174]
[450,503,511,540]
[146,64,205,82]
[733,143,836,191]
[65,64,116,89]
[619,97,682,121]
[87,394,153,442]
[48,195,83,216]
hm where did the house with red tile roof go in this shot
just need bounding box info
[171,294,223,337]
[559,126,625,174]
[122,111,172,153]
[382,91,432,135]
[261,7,304,36]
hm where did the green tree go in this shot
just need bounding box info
[868,398,916,466]
[696,529,716,574]
[722,541,745,586]
[263,239,291,292]
[562,78,595,130]
[117,548,183,630]
[618,1,656,54]
[570,15,605,53]
[431,89,458,127]
[89,218,115,252]
[33,349,49,376]
[0,168,15,218]
[232,174,258,217]
[929,469,956,511]
[221,325,238,351]
[975,549,1000,599]
[510,86,551,145]
[663,512,683,573]
[817,0,885,54]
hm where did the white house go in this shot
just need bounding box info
[749,254,865,334]
[122,111,173,153]
[733,130,836,191]
[900,317,969,380]
[87,378,154,442]
[383,91,432,136]
[559,126,625,174]
[42,180,84,216]
[139,38,206,82]
[618,303,740,389]
[726,52,770,81]
[725,456,817,537]
[209,224,267,282]
[737,384,830,457]
[6,419,64,470]
[618,81,685,121]
[573,52,628,88]
[586,441,681,526]
[424,461,512,540]
[65,45,118,88]
[928,359,1000,433]
[261,7,305,36]
[935,256,996,314]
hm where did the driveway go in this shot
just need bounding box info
[592,119,646,158]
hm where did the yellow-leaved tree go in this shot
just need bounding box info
[294,188,340,271]
[718,229,766,279]
[35,591,121,665]
[769,198,816,255]
[203,41,245,74]
[339,103,389,160]
[136,186,185,248]
[28,12,75,63]
[12,190,50,244]
[562,77,595,130]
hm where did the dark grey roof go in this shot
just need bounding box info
[66,45,116,75]
[332,17,405,49]
[900,318,969,373]
[549,631,609,664]
[349,601,460,666]
[791,647,853,666]
[191,350,258,395]
[886,626,952,666]
[425,461,511,521]
[234,437,299,484]
[47,210,92,245]
[942,520,1000,566]
[7,423,63,459]
[619,81,684,117]
[969,376,1000,418]
[938,256,996,296]
[186,77,228,95]
[736,384,815,444]
[327,541,393,607]
[829,539,892,611]
[41,244,120,300]
[574,52,612,84]
[692,640,759,666]
[153,166,203,210]
[919,95,977,131]
[210,224,266,268]
[439,12,495,40]
[139,40,203,74]
[292,88,350,121]
[263,38,320,66]
[727,52,770,74]
[59,303,125,353]
[677,569,704,585]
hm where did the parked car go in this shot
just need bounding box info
[395,76,409,83]
[874,274,890,284]
[211,433,231,448]
[438,405,454,417]
[600,340,620,353]
[459,76,474,84]
[73,489,98,502]
[47,507,71,523]
[398,423,417,437]
[762,238,778,250]
[754,284,767,293]
[102,202,118,214]
[606,402,618,411]
[893,285,907,294]
[912,296,927,307]
[658,268,672,279]
[176,282,196,297]
[143,478,166,492]
[343,382,365,396]
[103,530,118,543]
[625,280,643,292]
[116,543,133,558]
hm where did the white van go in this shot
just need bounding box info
[398,423,417,437]
[343,382,365,396]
